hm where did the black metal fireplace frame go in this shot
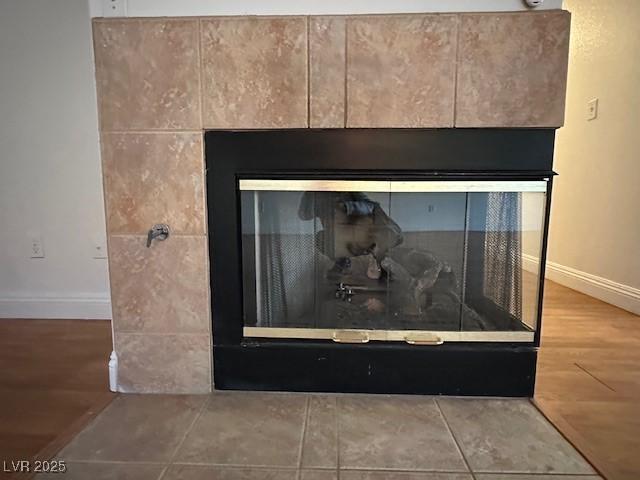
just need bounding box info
[205,129,555,396]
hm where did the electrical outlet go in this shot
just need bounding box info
[587,98,599,121]
[30,236,45,258]
[427,204,435,213]
[92,239,108,259]
[102,0,126,17]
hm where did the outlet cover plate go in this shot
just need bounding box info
[587,98,599,121]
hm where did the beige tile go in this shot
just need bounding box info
[57,394,206,462]
[338,395,467,471]
[102,133,205,235]
[475,475,602,480]
[115,333,211,393]
[109,235,209,334]
[346,15,457,128]
[456,11,571,127]
[175,392,307,466]
[35,462,164,480]
[302,396,337,468]
[310,17,346,128]
[93,19,200,130]
[341,474,472,480]
[164,465,298,480]
[437,398,594,474]
[301,471,338,480]
[201,17,307,128]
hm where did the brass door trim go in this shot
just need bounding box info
[389,180,547,193]
[332,330,370,344]
[238,179,548,193]
[243,327,534,343]
[404,332,444,345]
[239,179,390,192]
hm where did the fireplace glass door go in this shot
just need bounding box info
[239,179,548,344]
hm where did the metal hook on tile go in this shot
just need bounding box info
[147,224,170,248]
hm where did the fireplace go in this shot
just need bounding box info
[207,129,554,396]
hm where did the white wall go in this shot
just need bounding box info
[547,0,640,314]
[0,0,110,319]
[89,0,562,17]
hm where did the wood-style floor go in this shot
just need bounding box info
[0,282,638,479]
[535,281,640,480]
[0,319,115,474]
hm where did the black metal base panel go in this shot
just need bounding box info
[214,343,537,397]
[205,129,555,397]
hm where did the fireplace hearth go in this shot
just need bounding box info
[207,129,554,396]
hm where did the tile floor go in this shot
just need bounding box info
[40,391,601,480]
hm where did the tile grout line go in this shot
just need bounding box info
[452,13,461,127]
[296,396,311,480]
[63,457,526,474]
[306,16,311,128]
[342,18,348,128]
[166,462,303,469]
[434,398,477,480]
[159,463,482,473]
[163,395,211,473]
[337,467,491,473]
[155,465,170,480]
[197,18,204,131]
[60,459,168,466]
[102,129,203,134]
[470,470,603,476]
[109,233,207,237]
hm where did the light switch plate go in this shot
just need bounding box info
[102,0,127,17]
[587,98,599,121]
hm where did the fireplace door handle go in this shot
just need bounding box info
[332,330,370,344]
[147,224,170,247]
[404,333,444,346]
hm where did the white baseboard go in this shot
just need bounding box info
[522,254,541,275]
[522,254,640,315]
[0,296,112,320]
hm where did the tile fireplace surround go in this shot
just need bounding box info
[94,11,571,393]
